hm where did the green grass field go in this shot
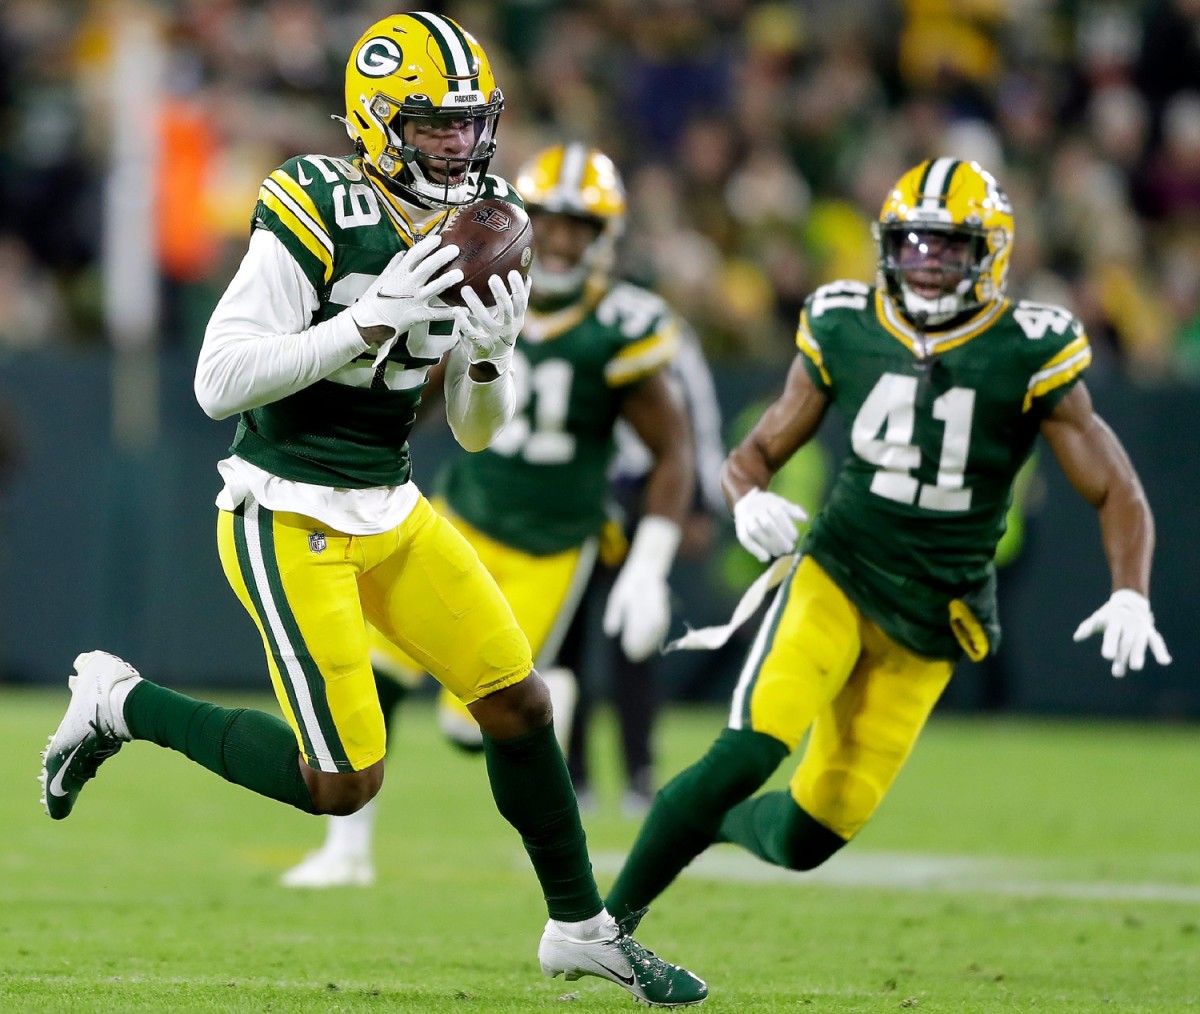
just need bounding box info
[2,687,1197,1013]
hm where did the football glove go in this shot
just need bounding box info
[350,234,463,344]
[1072,589,1173,678]
[456,270,532,371]
[733,488,809,563]
[603,515,682,663]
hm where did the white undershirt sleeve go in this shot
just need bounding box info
[194,228,369,420]
[442,341,516,452]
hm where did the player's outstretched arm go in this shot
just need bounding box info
[722,355,828,562]
[602,372,695,662]
[1040,382,1172,676]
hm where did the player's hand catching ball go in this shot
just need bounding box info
[456,270,532,372]
[1072,588,1172,678]
[350,234,463,346]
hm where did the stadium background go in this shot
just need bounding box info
[0,0,1196,716]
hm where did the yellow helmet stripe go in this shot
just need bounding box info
[407,12,477,90]
[605,323,680,386]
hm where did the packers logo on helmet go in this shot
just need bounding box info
[341,12,504,207]
[874,158,1014,326]
[515,143,626,298]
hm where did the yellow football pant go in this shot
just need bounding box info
[368,499,596,726]
[732,555,953,839]
[217,494,531,773]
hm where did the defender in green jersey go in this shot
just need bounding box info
[606,158,1172,939]
[38,14,706,1008]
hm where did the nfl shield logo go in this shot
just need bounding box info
[473,206,512,232]
[308,531,327,554]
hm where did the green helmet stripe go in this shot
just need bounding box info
[916,160,935,197]
[407,12,479,92]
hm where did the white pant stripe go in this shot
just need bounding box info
[243,499,335,771]
[727,575,792,730]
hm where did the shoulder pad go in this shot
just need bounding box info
[477,174,525,208]
[597,282,673,341]
[1009,300,1093,412]
[1009,299,1086,344]
[600,283,680,386]
[803,280,873,325]
[254,155,364,287]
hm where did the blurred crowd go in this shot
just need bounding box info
[2,0,1200,383]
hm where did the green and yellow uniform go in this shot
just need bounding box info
[739,281,1091,836]
[797,281,1092,661]
[219,155,531,772]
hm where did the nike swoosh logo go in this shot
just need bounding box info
[296,163,312,186]
[595,960,635,987]
[48,742,85,797]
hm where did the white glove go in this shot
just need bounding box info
[733,488,808,563]
[350,234,463,343]
[603,515,682,663]
[456,270,532,371]
[1072,588,1172,678]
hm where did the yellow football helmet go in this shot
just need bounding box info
[341,12,503,206]
[514,143,626,297]
[874,158,1014,325]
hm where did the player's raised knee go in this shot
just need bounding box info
[303,763,383,816]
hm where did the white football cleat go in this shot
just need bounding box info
[40,650,142,820]
[538,917,707,1007]
[280,848,375,888]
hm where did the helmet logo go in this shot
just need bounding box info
[356,37,403,77]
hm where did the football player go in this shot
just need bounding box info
[38,13,705,1007]
[281,141,701,875]
[604,157,1172,935]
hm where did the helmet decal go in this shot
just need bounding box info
[355,37,404,77]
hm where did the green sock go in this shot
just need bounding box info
[605,728,787,922]
[716,789,847,870]
[483,722,602,922]
[124,681,316,813]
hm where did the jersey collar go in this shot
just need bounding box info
[361,159,452,244]
[875,290,1010,358]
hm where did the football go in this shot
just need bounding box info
[438,197,534,306]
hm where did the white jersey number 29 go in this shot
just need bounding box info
[852,373,976,511]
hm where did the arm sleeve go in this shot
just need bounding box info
[673,325,726,514]
[194,229,368,420]
[442,342,516,452]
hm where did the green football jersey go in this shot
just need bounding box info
[796,281,1093,660]
[441,283,681,554]
[234,153,522,489]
